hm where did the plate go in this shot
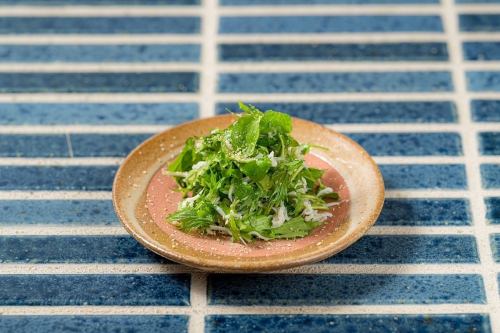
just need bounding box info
[112,115,384,272]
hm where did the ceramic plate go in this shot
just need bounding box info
[113,115,384,272]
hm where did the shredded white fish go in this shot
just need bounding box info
[272,201,290,228]
[207,225,232,235]
[228,183,234,201]
[287,191,297,197]
[249,231,272,241]
[179,193,201,209]
[191,161,208,171]
[302,200,332,222]
[327,201,342,207]
[268,151,278,167]
[317,187,334,197]
[163,170,189,178]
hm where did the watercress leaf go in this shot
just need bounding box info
[229,112,261,156]
[272,216,319,239]
[240,157,272,182]
[260,110,292,134]
[168,137,195,172]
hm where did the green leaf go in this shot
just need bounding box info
[168,137,195,172]
[260,110,292,134]
[272,216,319,239]
[229,112,261,156]
[240,157,272,182]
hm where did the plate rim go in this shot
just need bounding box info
[112,114,385,272]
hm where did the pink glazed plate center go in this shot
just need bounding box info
[146,154,350,258]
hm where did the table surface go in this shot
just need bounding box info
[0,0,500,332]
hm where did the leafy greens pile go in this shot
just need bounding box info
[166,103,339,243]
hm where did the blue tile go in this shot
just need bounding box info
[471,100,500,122]
[0,135,68,157]
[481,164,500,188]
[491,234,500,263]
[0,200,117,225]
[347,132,462,156]
[0,166,116,191]
[0,316,189,333]
[0,44,200,63]
[0,73,199,93]
[220,16,443,33]
[323,235,478,264]
[206,314,491,333]
[3,0,198,3]
[485,197,500,224]
[460,14,500,32]
[0,103,198,125]
[378,199,471,226]
[381,164,467,189]
[479,132,500,155]
[217,102,458,123]
[208,274,485,305]
[467,72,500,92]
[218,72,453,93]
[0,236,168,264]
[0,17,200,34]
[71,134,152,157]
[0,274,190,306]
[458,0,500,2]
[219,43,448,62]
[463,42,500,61]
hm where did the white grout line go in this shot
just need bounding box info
[0,6,202,16]
[0,158,123,166]
[0,94,199,102]
[199,0,218,119]
[483,189,500,197]
[366,226,474,235]
[217,62,453,72]
[0,191,112,200]
[0,225,477,236]
[372,156,465,165]
[189,272,208,333]
[0,125,166,134]
[0,304,490,316]
[0,263,489,275]
[384,190,469,198]
[0,35,203,44]
[0,63,202,72]
[442,1,500,331]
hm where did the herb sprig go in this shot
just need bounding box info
[166,103,339,243]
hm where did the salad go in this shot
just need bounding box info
[165,103,339,243]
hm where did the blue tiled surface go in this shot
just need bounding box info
[0,17,201,34]
[0,44,201,63]
[478,132,500,155]
[0,166,116,190]
[0,236,168,263]
[485,197,500,224]
[471,100,500,122]
[219,16,443,33]
[70,134,152,157]
[0,316,189,333]
[219,72,453,93]
[0,274,190,305]
[464,42,500,61]
[322,235,479,264]
[208,274,486,305]
[0,134,68,157]
[219,43,448,62]
[380,164,467,189]
[0,200,117,225]
[467,71,500,92]
[378,199,472,226]
[0,73,199,93]
[206,315,491,333]
[0,103,198,125]
[491,234,500,263]
[347,132,463,156]
[1,0,499,332]
[460,14,500,32]
[217,102,458,123]
[481,164,500,188]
